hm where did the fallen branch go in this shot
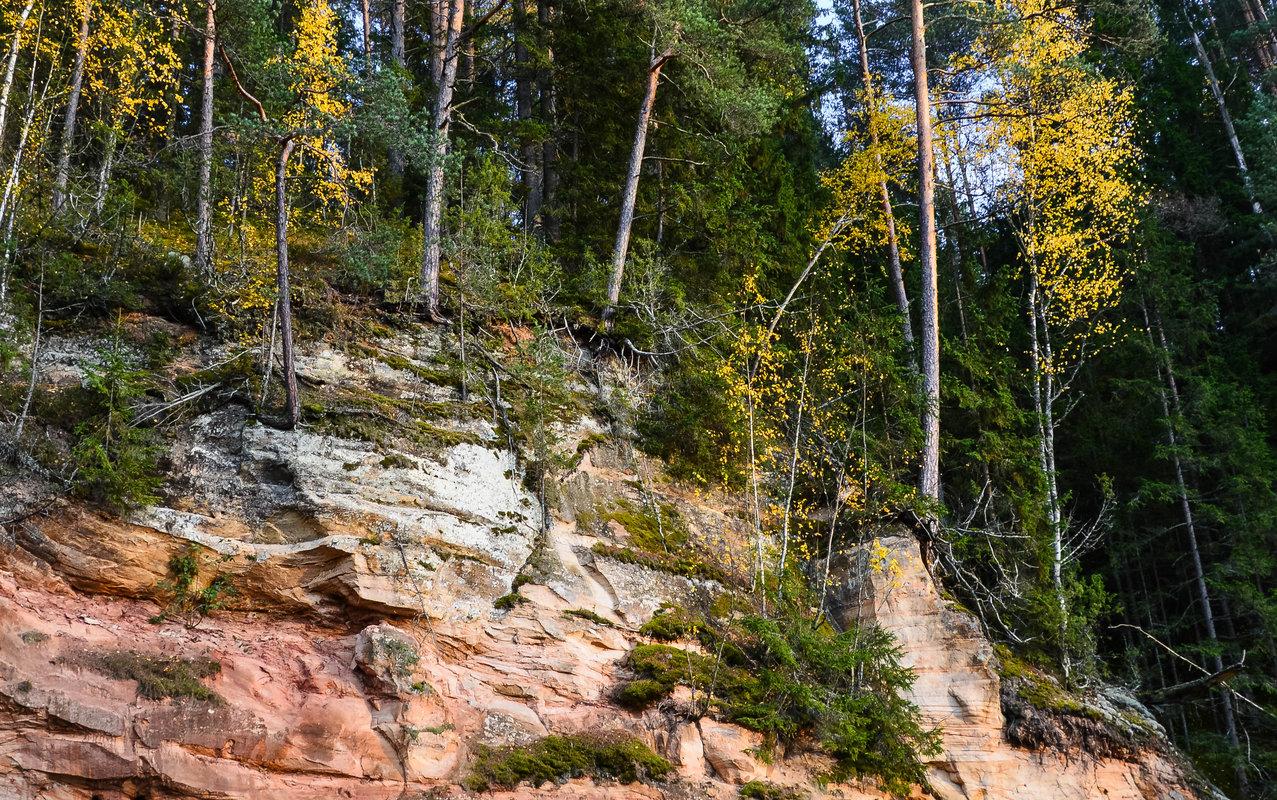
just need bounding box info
[1142,660,1245,705]
[1110,623,1270,717]
[132,382,222,427]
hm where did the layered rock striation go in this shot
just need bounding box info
[0,323,1216,799]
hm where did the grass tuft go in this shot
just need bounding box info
[463,733,672,791]
[84,650,222,703]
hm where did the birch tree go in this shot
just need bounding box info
[419,0,464,322]
[1141,300,1248,793]
[850,0,913,353]
[976,0,1143,676]
[1184,8,1262,213]
[51,0,91,214]
[0,0,36,157]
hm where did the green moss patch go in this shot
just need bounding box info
[463,733,672,791]
[639,606,702,641]
[563,609,614,626]
[597,497,689,552]
[494,592,528,610]
[739,780,808,800]
[592,543,728,583]
[349,342,464,390]
[301,385,485,452]
[994,644,1100,719]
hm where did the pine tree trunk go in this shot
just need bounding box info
[431,0,447,85]
[939,147,969,343]
[604,49,671,323]
[1247,0,1277,70]
[52,0,92,215]
[852,0,913,352]
[462,2,475,87]
[420,0,463,322]
[1189,23,1262,214]
[909,0,942,511]
[362,0,372,65]
[537,0,558,240]
[275,137,299,429]
[1235,0,1277,83]
[387,0,406,175]
[392,0,405,64]
[195,0,216,274]
[514,0,540,229]
[1144,301,1248,795]
[0,0,35,161]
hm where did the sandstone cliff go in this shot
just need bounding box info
[0,320,1218,799]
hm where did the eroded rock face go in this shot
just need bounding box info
[827,534,1209,800]
[0,327,1216,800]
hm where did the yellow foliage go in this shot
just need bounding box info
[84,0,180,135]
[818,88,915,257]
[276,0,372,216]
[973,0,1145,368]
[867,538,903,589]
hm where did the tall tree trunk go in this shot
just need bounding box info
[0,40,45,322]
[1235,0,1277,83]
[462,2,475,87]
[52,0,91,215]
[939,144,969,343]
[514,0,539,229]
[537,0,558,239]
[1188,18,1263,213]
[1027,268,1067,676]
[92,127,116,216]
[420,0,463,322]
[1143,301,1248,795]
[361,0,372,66]
[604,48,671,323]
[0,10,43,236]
[0,0,35,161]
[431,0,447,85]
[908,0,942,511]
[1236,0,1275,70]
[851,0,913,352]
[1041,316,1064,675]
[387,0,406,175]
[275,138,299,429]
[951,116,989,275]
[1247,0,1277,69]
[392,0,405,64]
[195,0,216,274]
[11,263,42,452]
